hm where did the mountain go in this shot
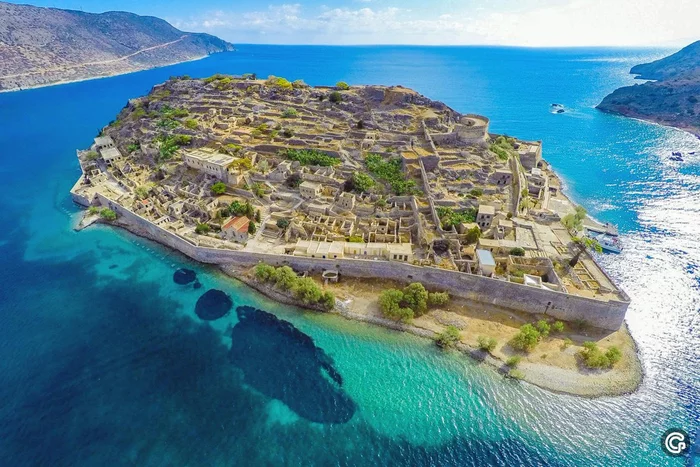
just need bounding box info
[597,41,700,136]
[0,2,234,91]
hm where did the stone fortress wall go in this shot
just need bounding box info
[75,191,629,331]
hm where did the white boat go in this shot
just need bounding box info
[594,232,622,253]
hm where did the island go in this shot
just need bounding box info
[0,2,233,92]
[70,75,641,396]
[597,40,700,137]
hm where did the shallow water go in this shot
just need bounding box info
[0,45,698,466]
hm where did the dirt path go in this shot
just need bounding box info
[0,35,190,79]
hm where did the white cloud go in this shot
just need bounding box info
[169,0,700,46]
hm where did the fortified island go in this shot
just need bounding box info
[71,75,639,395]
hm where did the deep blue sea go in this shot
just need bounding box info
[0,45,698,466]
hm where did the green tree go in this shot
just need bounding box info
[292,277,322,304]
[211,182,227,195]
[402,282,428,316]
[274,266,297,290]
[465,226,481,244]
[552,321,565,333]
[282,107,298,118]
[352,172,375,193]
[378,289,405,318]
[277,219,290,230]
[248,221,257,235]
[435,326,461,349]
[535,320,551,338]
[99,208,117,221]
[336,81,350,90]
[195,223,210,234]
[320,291,336,310]
[428,291,450,307]
[255,263,276,282]
[510,324,541,352]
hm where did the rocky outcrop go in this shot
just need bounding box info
[0,2,234,91]
[597,41,700,136]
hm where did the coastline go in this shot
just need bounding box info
[0,54,211,95]
[597,108,700,139]
[83,210,643,398]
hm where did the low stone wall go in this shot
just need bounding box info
[89,194,629,331]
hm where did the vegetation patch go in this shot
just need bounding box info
[378,282,449,322]
[365,153,418,195]
[579,342,622,369]
[436,206,477,230]
[254,264,335,310]
[435,326,461,349]
[283,148,340,167]
[489,135,517,161]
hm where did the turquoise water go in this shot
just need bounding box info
[0,46,698,466]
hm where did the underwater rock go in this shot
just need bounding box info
[193,281,202,289]
[173,268,197,285]
[229,306,356,424]
[108,264,118,269]
[195,289,233,320]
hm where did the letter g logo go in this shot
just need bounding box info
[662,429,690,457]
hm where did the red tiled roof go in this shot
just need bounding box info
[223,216,250,233]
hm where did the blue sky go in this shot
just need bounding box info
[9,0,700,46]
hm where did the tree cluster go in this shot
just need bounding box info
[254,264,335,310]
[378,283,450,322]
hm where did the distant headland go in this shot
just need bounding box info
[70,75,641,396]
[597,40,700,137]
[0,2,234,92]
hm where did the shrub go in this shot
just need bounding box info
[535,320,551,338]
[282,128,294,138]
[379,289,405,318]
[561,338,573,350]
[127,143,140,153]
[85,151,99,161]
[470,188,484,197]
[365,153,418,195]
[336,81,350,90]
[248,221,257,234]
[184,119,198,129]
[579,342,621,369]
[283,148,340,167]
[292,277,322,304]
[292,79,308,89]
[329,91,342,103]
[510,324,541,352]
[506,356,522,368]
[552,321,565,333]
[428,291,450,307]
[255,210,261,222]
[195,223,210,234]
[347,235,364,243]
[251,182,266,197]
[135,185,150,199]
[352,172,375,193]
[509,247,526,257]
[507,369,525,380]
[276,219,290,230]
[282,108,298,118]
[477,336,498,353]
[88,206,100,215]
[99,208,117,221]
[402,283,428,316]
[286,173,303,188]
[274,266,297,290]
[266,75,293,91]
[255,263,276,282]
[436,206,477,230]
[464,226,481,244]
[435,326,460,349]
[211,182,227,195]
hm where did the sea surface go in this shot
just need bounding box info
[0,45,698,466]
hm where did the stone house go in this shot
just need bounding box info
[222,216,250,243]
[477,204,495,229]
[299,181,322,200]
[337,192,356,211]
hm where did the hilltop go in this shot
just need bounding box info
[597,41,700,136]
[0,2,233,91]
